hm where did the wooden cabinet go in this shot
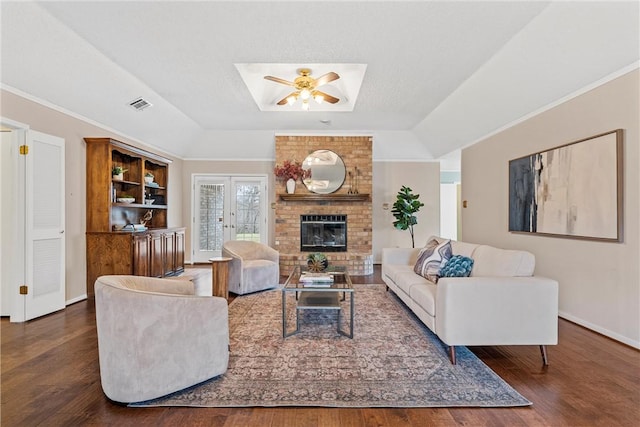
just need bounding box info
[85,137,185,295]
[149,232,164,278]
[174,229,185,275]
[132,234,150,277]
[162,231,176,276]
[85,137,170,231]
[87,228,186,291]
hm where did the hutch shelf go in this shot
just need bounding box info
[85,137,185,294]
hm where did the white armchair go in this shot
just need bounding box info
[94,275,229,403]
[222,240,280,295]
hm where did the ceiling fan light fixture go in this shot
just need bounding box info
[300,88,311,100]
[265,68,342,110]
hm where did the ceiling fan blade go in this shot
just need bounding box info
[314,72,340,87]
[313,90,339,104]
[264,75,296,87]
[277,92,298,105]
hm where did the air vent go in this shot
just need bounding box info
[128,97,152,111]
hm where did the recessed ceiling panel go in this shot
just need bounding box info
[235,63,367,112]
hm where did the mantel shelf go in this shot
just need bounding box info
[279,193,370,202]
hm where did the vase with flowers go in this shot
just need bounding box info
[274,160,310,194]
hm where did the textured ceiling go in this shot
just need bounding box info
[1,1,638,162]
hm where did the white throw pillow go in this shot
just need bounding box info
[413,239,452,283]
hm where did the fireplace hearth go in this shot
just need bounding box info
[300,214,347,252]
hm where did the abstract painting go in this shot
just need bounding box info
[509,130,622,241]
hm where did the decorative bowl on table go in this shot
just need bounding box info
[117,197,135,204]
[307,252,328,272]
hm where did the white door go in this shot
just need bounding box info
[22,130,66,320]
[1,128,18,317]
[192,175,267,263]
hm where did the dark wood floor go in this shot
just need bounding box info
[2,266,639,426]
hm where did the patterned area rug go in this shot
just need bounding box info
[130,284,531,408]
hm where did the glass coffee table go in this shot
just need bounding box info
[282,265,354,338]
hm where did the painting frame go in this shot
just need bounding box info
[508,129,623,242]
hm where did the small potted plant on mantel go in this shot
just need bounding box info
[144,172,154,184]
[112,166,127,181]
[274,160,310,194]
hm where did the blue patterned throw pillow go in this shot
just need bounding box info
[414,239,452,283]
[439,255,474,278]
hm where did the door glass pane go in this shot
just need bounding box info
[199,183,224,251]
[235,183,261,242]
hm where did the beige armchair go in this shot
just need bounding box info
[222,240,280,295]
[94,275,229,403]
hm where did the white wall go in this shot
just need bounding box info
[440,183,459,241]
[461,69,639,348]
[372,161,440,262]
[1,90,184,301]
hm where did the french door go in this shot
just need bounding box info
[192,175,267,263]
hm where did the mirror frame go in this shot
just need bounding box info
[301,150,346,194]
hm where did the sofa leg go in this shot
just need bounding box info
[449,346,457,365]
[540,345,549,366]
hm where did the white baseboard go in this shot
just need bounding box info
[559,311,640,350]
[66,294,87,306]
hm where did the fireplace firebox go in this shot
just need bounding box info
[300,214,347,252]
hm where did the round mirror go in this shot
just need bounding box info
[302,150,346,194]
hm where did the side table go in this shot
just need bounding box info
[209,257,232,300]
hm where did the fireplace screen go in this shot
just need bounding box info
[300,214,347,252]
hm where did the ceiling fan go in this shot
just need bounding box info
[264,68,340,110]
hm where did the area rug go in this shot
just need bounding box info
[130,284,531,408]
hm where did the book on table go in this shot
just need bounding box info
[300,272,334,287]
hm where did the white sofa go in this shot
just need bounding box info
[382,236,558,365]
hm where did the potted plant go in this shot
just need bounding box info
[112,166,127,181]
[144,172,154,184]
[274,160,310,194]
[391,185,425,248]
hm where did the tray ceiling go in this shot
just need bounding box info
[1,1,638,160]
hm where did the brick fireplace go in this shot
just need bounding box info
[275,135,373,275]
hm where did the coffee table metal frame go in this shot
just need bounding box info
[281,265,354,338]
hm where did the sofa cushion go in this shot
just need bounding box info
[414,239,452,283]
[440,255,474,278]
[409,282,437,317]
[450,240,479,258]
[395,267,432,295]
[471,245,535,277]
[426,235,478,258]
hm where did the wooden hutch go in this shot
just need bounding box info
[85,138,185,295]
